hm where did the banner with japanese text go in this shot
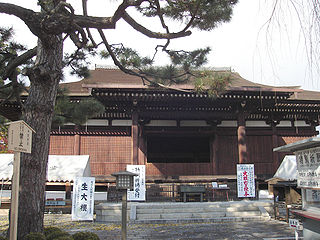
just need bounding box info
[71,177,95,221]
[296,147,320,189]
[127,165,146,201]
[237,164,255,198]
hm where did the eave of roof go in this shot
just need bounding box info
[61,67,320,98]
[273,137,320,152]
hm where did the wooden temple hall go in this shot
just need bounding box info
[1,66,320,199]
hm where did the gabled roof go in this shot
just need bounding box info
[60,67,320,101]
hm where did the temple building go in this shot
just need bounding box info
[1,66,320,199]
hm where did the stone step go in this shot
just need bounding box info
[95,200,273,223]
[137,212,227,220]
[225,211,262,217]
[134,202,272,210]
[136,206,259,214]
[133,216,266,224]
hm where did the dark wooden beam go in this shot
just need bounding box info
[132,111,139,165]
[211,134,219,175]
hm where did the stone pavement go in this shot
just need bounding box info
[47,214,299,240]
[0,213,300,239]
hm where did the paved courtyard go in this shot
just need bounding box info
[47,214,300,239]
[0,213,300,239]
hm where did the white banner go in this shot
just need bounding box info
[72,177,95,221]
[296,148,320,189]
[237,164,255,198]
[127,165,146,201]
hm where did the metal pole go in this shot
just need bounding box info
[121,190,127,240]
[10,152,20,240]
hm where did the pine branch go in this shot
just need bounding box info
[122,12,192,39]
[181,0,201,32]
[98,29,191,92]
[3,47,37,80]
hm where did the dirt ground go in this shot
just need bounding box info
[0,212,299,240]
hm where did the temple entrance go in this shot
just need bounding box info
[147,136,210,163]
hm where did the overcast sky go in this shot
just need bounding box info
[1,0,318,91]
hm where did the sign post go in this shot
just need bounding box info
[6,120,35,240]
[126,165,146,201]
[71,177,95,221]
[289,219,302,240]
[237,164,255,198]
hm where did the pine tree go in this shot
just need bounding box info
[0,1,238,238]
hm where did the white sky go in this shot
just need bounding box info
[0,0,319,91]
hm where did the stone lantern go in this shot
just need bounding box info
[111,170,138,240]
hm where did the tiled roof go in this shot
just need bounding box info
[51,129,130,136]
[60,67,320,101]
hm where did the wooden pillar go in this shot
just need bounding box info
[132,111,139,165]
[74,134,80,155]
[271,122,280,172]
[211,134,219,175]
[65,182,71,199]
[237,112,248,164]
[138,134,147,165]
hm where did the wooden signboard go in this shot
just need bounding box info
[7,120,34,153]
[6,120,35,240]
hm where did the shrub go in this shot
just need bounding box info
[44,227,63,237]
[72,231,100,240]
[53,236,73,240]
[46,231,70,240]
[0,236,7,240]
[23,232,46,240]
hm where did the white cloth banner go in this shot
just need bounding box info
[127,165,146,201]
[237,164,255,198]
[72,177,95,221]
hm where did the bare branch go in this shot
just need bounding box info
[82,0,97,47]
[155,0,169,33]
[52,1,74,15]
[73,15,115,29]
[0,2,190,39]
[122,12,192,39]
[112,0,146,25]
[0,3,35,20]
[69,24,88,48]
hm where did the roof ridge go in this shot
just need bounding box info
[94,64,233,72]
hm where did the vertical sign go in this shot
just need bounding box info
[72,177,95,221]
[7,120,33,153]
[237,164,255,198]
[296,148,320,188]
[6,121,35,240]
[127,165,146,201]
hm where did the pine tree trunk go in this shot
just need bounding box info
[16,35,63,239]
